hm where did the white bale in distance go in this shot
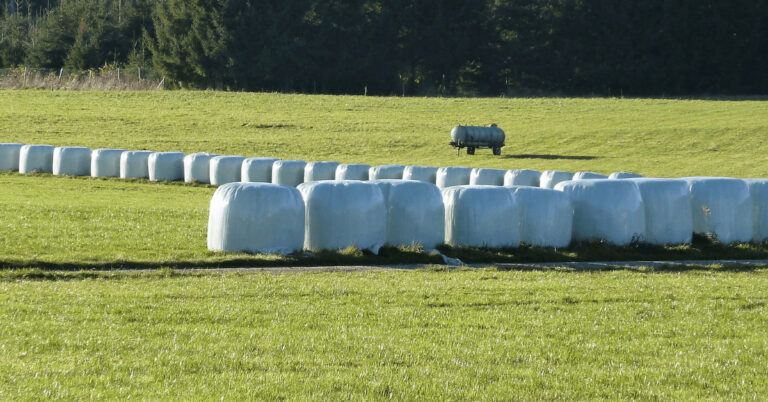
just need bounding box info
[121,151,153,179]
[442,185,521,248]
[91,149,125,177]
[369,164,405,180]
[510,186,572,247]
[335,163,371,180]
[272,160,307,186]
[746,179,768,242]
[632,178,693,245]
[298,180,386,253]
[573,171,608,180]
[470,168,506,186]
[403,165,438,183]
[210,155,245,185]
[183,152,218,183]
[436,167,472,189]
[242,157,279,182]
[52,146,91,176]
[540,170,574,189]
[0,143,23,171]
[504,169,541,187]
[609,171,643,179]
[372,180,445,249]
[148,152,185,181]
[19,144,54,174]
[304,161,340,182]
[207,182,305,254]
[684,177,752,244]
[555,180,645,245]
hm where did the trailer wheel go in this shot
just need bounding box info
[467,147,475,155]
[492,146,501,156]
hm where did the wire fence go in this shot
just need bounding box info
[0,67,165,90]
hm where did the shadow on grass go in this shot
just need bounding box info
[502,154,599,160]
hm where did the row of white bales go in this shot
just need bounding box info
[2,143,768,254]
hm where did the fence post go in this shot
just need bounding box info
[59,68,63,80]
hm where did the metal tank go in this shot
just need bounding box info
[449,124,505,155]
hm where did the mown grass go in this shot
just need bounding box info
[2,90,767,177]
[1,267,767,399]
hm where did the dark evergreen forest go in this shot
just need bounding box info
[1,0,766,95]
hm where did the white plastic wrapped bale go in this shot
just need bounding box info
[272,160,307,186]
[510,186,572,247]
[207,182,305,254]
[148,152,185,181]
[19,144,54,174]
[403,165,438,183]
[746,179,768,242]
[183,152,218,183]
[372,180,444,249]
[554,180,645,245]
[210,155,245,185]
[442,185,521,248]
[573,171,608,180]
[609,171,643,179]
[335,163,371,180]
[53,146,91,176]
[304,161,340,182]
[470,168,506,186]
[684,177,752,244]
[369,164,405,180]
[121,151,153,179]
[632,178,693,245]
[242,157,279,182]
[298,180,386,253]
[91,149,125,177]
[0,143,23,171]
[504,169,541,187]
[436,167,472,189]
[540,170,574,189]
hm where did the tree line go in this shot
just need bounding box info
[2,0,766,95]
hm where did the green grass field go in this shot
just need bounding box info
[2,267,768,399]
[2,90,768,399]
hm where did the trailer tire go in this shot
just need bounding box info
[492,146,501,156]
[467,147,475,155]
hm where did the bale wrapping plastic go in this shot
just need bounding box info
[298,180,386,253]
[510,186,572,247]
[632,178,693,245]
[442,185,521,248]
[0,143,23,171]
[304,161,340,182]
[207,182,305,254]
[369,164,405,180]
[19,144,54,174]
[540,170,574,189]
[335,163,371,180]
[121,151,153,179]
[555,180,645,245]
[436,167,472,189]
[684,177,752,244]
[184,152,218,183]
[242,157,279,182]
[272,160,307,186]
[91,149,125,177]
[372,180,444,249]
[470,168,506,186]
[210,155,245,185]
[504,169,541,187]
[573,171,608,180]
[148,152,185,181]
[53,146,91,176]
[609,171,643,179]
[747,179,768,242]
[403,166,438,183]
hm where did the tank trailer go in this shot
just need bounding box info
[449,124,505,156]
